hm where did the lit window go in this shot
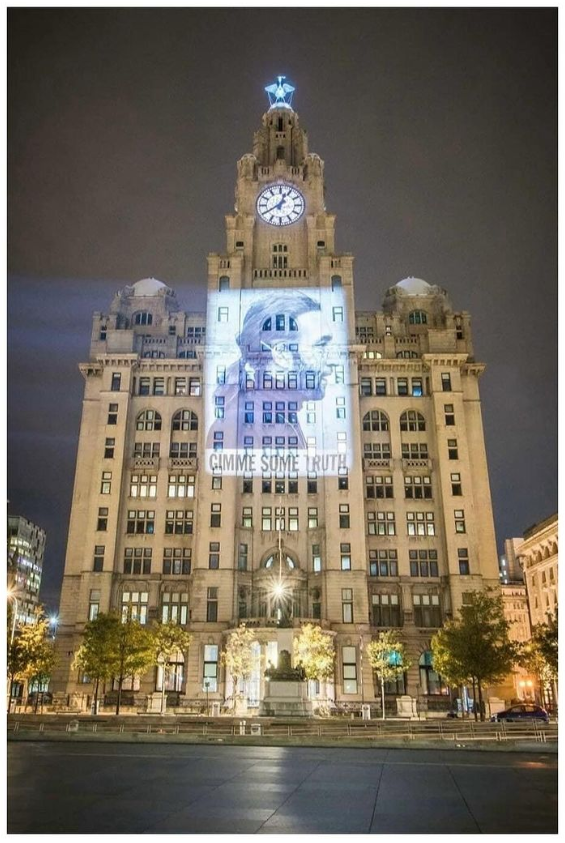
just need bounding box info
[340,543,351,571]
[167,475,195,498]
[129,474,157,498]
[409,310,427,325]
[100,471,112,495]
[121,590,149,624]
[342,645,357,689]
[218,307,229,323]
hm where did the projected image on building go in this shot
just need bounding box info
[205,287,351,475]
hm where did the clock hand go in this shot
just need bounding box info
[273,196,286,211]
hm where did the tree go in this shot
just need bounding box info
[150,622,192,713]
[73,613,122,712]
[13,616,57,712]
[293,623,335,683]
[221,624,256,708]
[520,612,558,706]
[366,631,411,720]
[431,589,518,721]
[112,619,154,715]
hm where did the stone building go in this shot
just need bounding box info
[499,537,524,585]
[517,513,558,628]
[7,515,46,625]
[52,80,500,712]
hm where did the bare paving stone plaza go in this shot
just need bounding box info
[8,742,557,834]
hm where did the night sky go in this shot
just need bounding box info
[8,8,557,611]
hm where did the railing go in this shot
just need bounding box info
[168,458,198,470]
[253,268,309,280]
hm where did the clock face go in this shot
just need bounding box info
[256,183,305,226]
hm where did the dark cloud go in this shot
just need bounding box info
[8,8,557,609]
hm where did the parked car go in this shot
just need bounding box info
[491,704,549,723]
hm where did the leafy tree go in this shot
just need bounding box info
[221,624,256,708]
[293,623,335,683]
[12,615,57,712]
[112,619,154,715]
[431,589,518,721]
[520,612,558,706]
[150,622,193,713]
[366,631,411,720]
[73,613,122,712]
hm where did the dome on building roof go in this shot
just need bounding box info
[131,277,171,297]
[395,277,433,295]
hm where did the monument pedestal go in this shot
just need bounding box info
[259,680,313,717]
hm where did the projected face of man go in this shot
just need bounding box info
[294,310,333,399]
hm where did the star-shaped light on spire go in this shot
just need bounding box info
[265,76,295,108]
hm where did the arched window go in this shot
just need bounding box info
[400,411,426,432]
[134,312,153,326]
[262,317,272,331]
[409,310,427,325]
[289,316,298,331]
[136,410,162,431]
[419,651,447,695]
[363,410,389,432]
[178,350,197,359]
[219,276,230,292]
[264,553,296,570]
[172,410,198,431]
[396,350,418,359]
[331,275,342,291]
[262,314,298,332]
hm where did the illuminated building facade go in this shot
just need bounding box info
[8,515,46,625]
[518,513,558,627]
[53,81,500,711]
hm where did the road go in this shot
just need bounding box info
[8,742,557,834]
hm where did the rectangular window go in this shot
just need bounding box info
[409,550,439,578]
[244,401,254,424]
[111,373,121,391]
[397,378,408,396]
[100,471,112,494]
[210,503,222,528]
[206,590,218,623]
[307,471,318,494]
[218,307,229,323]
[161,591,189,625]
[174,377,187,396]
[203,643,219,687]
[139,377,151,396]
[406,512,435,536]
[360,377,372,396]
[458,548,470,575]
[342,645,357,691]
[371,593,401,627]
[107,403,118,425]
[312,544,322,573]
[333,366,345,385]
[448,438,458,459]
[262,507,272,531]
[404,475,432,499]
[96,507,108,532]
[93,545,105,572]
[369,549,398,577]
[364,442,392,460]
[441,373,452,392]
[124,547,152,575]
[375,378,387,396]
[89,590,100,621]
[288,507,299,531]
[340,543,351,571]
[126,509,155,534]
[121,591,149,625]
[219,276,230,291]
[339,504,350,529]
[338,466,349,490]
[238,544,248,571]
[413,594,441,628]
[367,511,396,536]
[208,542,220,570]
[451,473,462,495]
[163,548,191,575]
[129,473,157,498]
[214,396,225,419]
[153,377,165,396]
[454,509,466,533]
[216,366,226,385]
[104,438,115,459]
[242,476,253,494]
[167,475,196,498]
[444,404,455,425]
[336,396,346,419]
[262,401,273,423]
[165,509,193,535]
[411,377,423,397]
[169,442,198,459]
[401,443,429,460]
[188,377,201,396]
[332,306,344,322]
[211,475,222,490]
[133,442,160,458]
[366,475,394,499]
[308,507,319,529]
[242,507,253,529]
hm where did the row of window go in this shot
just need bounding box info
[360,373,453,397]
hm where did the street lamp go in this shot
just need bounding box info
[49,615,59,640]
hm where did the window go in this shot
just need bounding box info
[96,507,108,532]
[367,511,396,536]
[342,592,354,625]
[139,377,151,396]
[333,365,345,384]
[404,475,432,499]
[163,548,191,575]
[209,542,220,569]
[360,377,372,396]
[288,507,299,531]
[364,442,391,460]
[124,547,152,575]
[311,589,321,619]
[444,404,455,425]
[401,443,429,460]
[172,410,198,431]
[89,590,100,621]
[168,475,195,498]
[452,509,466,534]
[409,310,427,325]
[107,403,118,425]
[371,593,401,627]
[375,378,387,396]
[93,545,105,572]
[312,544,322,573]
[363,410,389,431]
[441,373,452,392]
[342,645,357,690]
[100,471,112,494]
[332,306,344,322]
[173,377,187,397]
[458,548,470,575]
[170,442,198,460]
[339,504,350,529]
[242,507,253,529]
[331,275,342,291]
[366,475,393,499]
[219,275,230,291]
[369,549,398,577]
[218,307,229,323]
[262,401,273,423]
[242,476,253,494]
[133,442,160,460]
[419,651,446,695]
[161,592,189,625]
[448,438,458,460]
[338,466,349,490]
[206,589,218,622]
[262,507,272,531]
[104,438,115,459]
[153,378,165,396]
[111,373,121,391]
[129,474,157,498]
[189,377,201,396]
[340,543,351,571]
[406,512,435,536]
[400,411,426,431]
[210,504,222,528]
[409,550,439,578]
[244,402,254,424]
[413,594,441,628]
[136,410,161,431]
[121,591,149,624]
[451,473,462,495]
[272,246,288,270]
[238,544,248,571]
[336,397,346,419]
[397,378,408,396]
[126,509,155,534]
[308,507,318,528]
[99,325,107,340]
[165,510,193,535]
[134,311,153,326]
[203,643,219,687]
[412,378,423,397]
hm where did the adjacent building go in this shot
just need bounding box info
[499,537,524,585]
[7,515,46,625]
[518,513,558,627]
[52,80,501,711]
